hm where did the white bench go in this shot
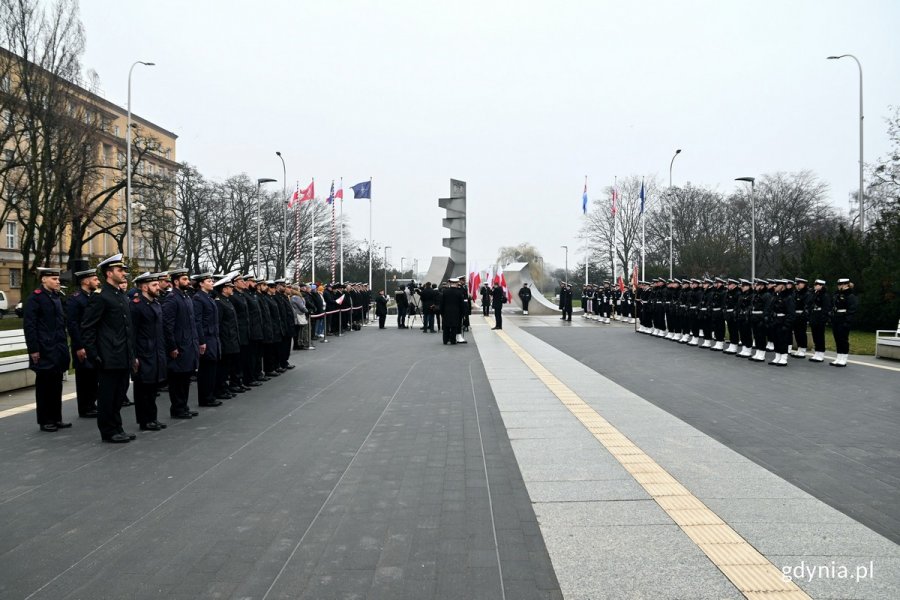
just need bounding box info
[0,329,35,391]
[875,320,900,360]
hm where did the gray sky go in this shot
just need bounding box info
[77,0,900,273]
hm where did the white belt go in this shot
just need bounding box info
[836,309,847,313]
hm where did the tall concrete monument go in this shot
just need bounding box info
[424,179,466,283]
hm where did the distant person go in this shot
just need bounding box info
[829,278,857,367]
[440,279,465,343]
[375,290,388,329]
[491,282,506,330]
[559,283,573,322]
[394,286,409,329]
[480,283,491,317]
[518,283,532,315]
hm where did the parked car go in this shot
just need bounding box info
[0,290,8,317]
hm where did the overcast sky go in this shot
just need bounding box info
[77,0,900,273]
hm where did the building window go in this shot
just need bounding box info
[114,125,120,137]
[10,268,21,288]
[6,221,17,249]
[0,75,10,92]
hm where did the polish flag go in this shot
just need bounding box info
[288,183,300,208]
[497,264,512,303]
[297,179,315,204]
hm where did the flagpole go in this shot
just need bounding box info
[339,177,344,283]
[330,181,336,283]
[641,177,645,282]
[368,177,373,289]
[612,176,618,283]
[583,175,588,286]
[311,180,316,284]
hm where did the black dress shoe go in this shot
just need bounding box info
[140,422,162,431]
[171,413,192,419]
[199,401,223,407]
[103,433,130,443]
[275,367,286,374]
[120,399,134,407]
[55,422,73,428]
[119,431,137,440]
[246,381,262,387]
[40,424,58,432]
[284,364,296,370]
[189,410,199,416]
[215,392,231,400]
[265,371,279,378]
[230,386,246,394]
[79,410,98,418]
[258,376,271,382]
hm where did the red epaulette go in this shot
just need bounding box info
[132,296,141,303]
[33,289,41,294]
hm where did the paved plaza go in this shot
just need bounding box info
[1,315,898,599]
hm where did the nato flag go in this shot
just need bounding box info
[350,180,372,199]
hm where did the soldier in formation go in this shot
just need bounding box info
[635,276,857,367]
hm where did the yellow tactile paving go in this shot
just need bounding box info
[487,322,812,600]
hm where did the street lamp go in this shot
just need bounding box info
[276,151,287,278]
[668,148,681,279]
[256,178,277,275]
[827,55,865,233]
[384,246,391,294]
[401,257,406,275]
[735,177,756,281]
[126,60,155,262]
[561,245,568,285]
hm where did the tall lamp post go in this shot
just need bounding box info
[384,246,391,294]
[827,55,865,233]
[126,60,155,262]
[735,177,756,281]
[668,148,681,279]
[275,151,287,278]
[561,245,568,285]
[256,178,277,275]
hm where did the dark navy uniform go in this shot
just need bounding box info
[130,288,166,428]
[214,290,240,397]
[245,282,265,382]
[193,287,220,406]
[66,286,99,417]
[82,280,136,441]
[162,283,200,417]
[807,280,832,360]
[830,279,858,365]
[24,281,70,429]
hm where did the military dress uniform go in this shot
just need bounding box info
[192,275,221,406]
[806,279,832,363]
[213,274,241,398]
[162,268,201,418]
[723,280,741,354]
[829,278,857,367]
[66,270,100,417]
[244,276,265,383]
[735,280,754,356]
[789,279,810,358]
[129,273,168,430]
[81,255,137,442]
[767,280,795,366]
[748,280,770,361]
[518,284,532,315]
[229,275,253,387]
[23,268,71,432]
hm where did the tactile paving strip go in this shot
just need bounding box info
[488,323,811,600]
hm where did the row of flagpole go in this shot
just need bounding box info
[286,178,373,285]
[581,175,647,287]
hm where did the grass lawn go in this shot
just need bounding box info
[0,316,24,331]
[821,327,876,356]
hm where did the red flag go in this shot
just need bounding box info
[617,276,625,292]
[298,180,315,203]
[631,265,638,290]
[288,183,300,208]
[334,186,343,200]
[611,187,618,216]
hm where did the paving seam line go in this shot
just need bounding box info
[0,392,77,419]
[484,317,813,600]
